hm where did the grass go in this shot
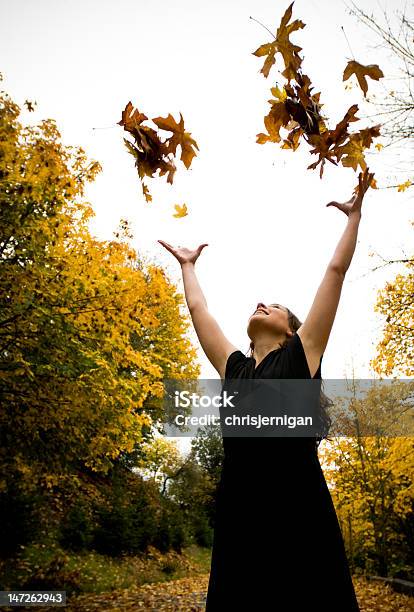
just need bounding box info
[0,542,212,595]
[183,544,212,574]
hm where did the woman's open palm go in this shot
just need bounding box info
[326,168,375,217]
[157,240,208,265]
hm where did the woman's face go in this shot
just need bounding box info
[247,302,291,338]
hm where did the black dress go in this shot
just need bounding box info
[205,332,360,611]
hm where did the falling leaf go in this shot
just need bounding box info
[260,101,291,143]
[253,4,382,179]
[269,85,288,102]
[24,99,36,112]
[142,184,152,203]
[343,61,384,98]
[252,1,305,80]
[152,113,199,170]
[375,143,384,151]
[118,101,148,132]
[397,179,412,192]
[281,127,301,150]
[337,125,381,171]
[256,132,271,144]
[173,203,188,218]
[305,105,359,176]
[329,104,360,144]
[118,102,199,204]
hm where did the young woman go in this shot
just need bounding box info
[158,168,374,611]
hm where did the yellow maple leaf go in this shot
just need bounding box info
[337,136,367,172]
[269,85,288,102]
[173,203,188,218]
[375,143,384,151]
[343,60,384,98]
[397,179,412,192]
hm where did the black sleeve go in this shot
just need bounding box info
[225,350,247,380]
[285,332,323,379]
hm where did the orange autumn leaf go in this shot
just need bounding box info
[281,126,301,150]
[118,102,199,204]
[118,100,148,132]
[142,184,152,203]
[258,101,291,144]
[252,1,305,80]
[343,60,384,98]
[253,4,382,179]
[152,113,199,170]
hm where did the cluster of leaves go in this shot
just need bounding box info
[118,4,385,208]
[253,1,383,179]
[118,101,198,214]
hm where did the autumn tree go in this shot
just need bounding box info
[319,378,414,577]
[134,437,188,494]
[0,82,200,550]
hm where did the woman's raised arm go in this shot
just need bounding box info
[297,169,375,366]
[158,241,238,379]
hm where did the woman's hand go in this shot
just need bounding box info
[326,168,375,217]
[157,240,208,265]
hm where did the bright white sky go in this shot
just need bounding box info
[1,0,413,453]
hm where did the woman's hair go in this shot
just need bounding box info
[247,305,333,449]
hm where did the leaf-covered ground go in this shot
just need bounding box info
[65,575,414,611]
[3,564,412,612]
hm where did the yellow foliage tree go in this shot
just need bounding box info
[319,379,414,576]
[135,437,188,494]
[0,87,200,513]
[369,267,414,377]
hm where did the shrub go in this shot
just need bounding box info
[0,489,43,558]
[153,498,187,554]
[58,501,95,552]
[192,513,213,548]
[92,478,158,556]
